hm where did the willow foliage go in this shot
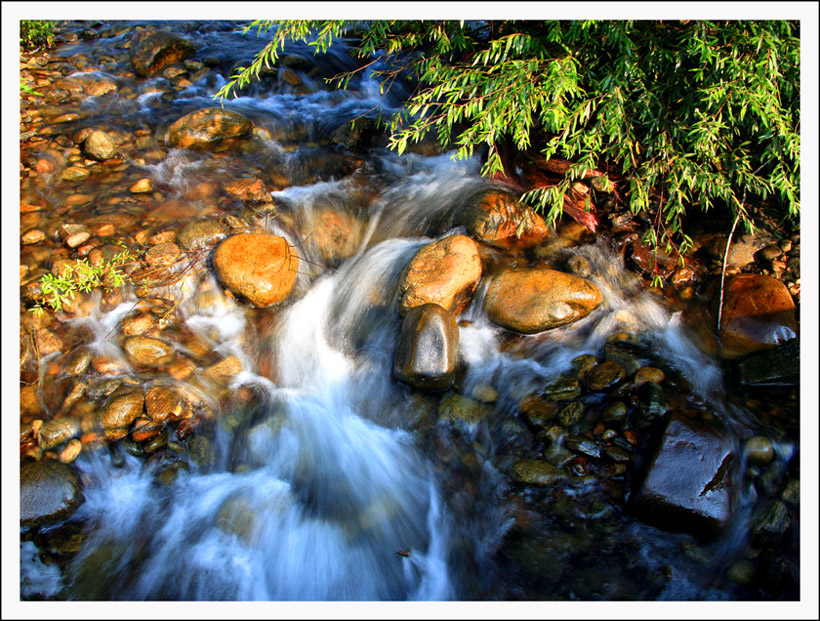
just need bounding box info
[216,20,800,256]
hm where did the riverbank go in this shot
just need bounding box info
[16,20,802,603]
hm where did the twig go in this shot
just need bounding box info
[717,160,770,332]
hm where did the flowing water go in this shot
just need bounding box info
[18,21,801,603]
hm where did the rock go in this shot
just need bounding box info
[397,235,482,315]
[745,436,775,466]
[212,233,299,307]
[101,391,145,441]
[583,360,626,391]
[438,392,493,425]
[512,459,566,486]
[130,29,196,77]
[634,366,665,387]
[189,435,215,468]
[752,499,791,547]
[20,460,83,529]
[717,274,798,358]
[121,313,156,336]
[393,303,459,391]
[308,208,362,267]
[558,401,585,427]
[86,78,118,96]
[145,386,182,422]
[696,231,777,268]
[602,401,628,425]
[460,189,551,249]
[484,267,602,334]
[566,254,591,278]
[541,376,582,401]
[177,219,229,251]
[58,438,82,464]
[631,414,737,541]
[38,417,82,450]
[737,338,800,386]
[129,178,153,193]
[204,355,243,382]
[167,107,252,149]
[144,242,182,268]
[224,178,270,202]
[61,166,90,182]
[123,336,174,367]
[519,395,558,426]
[634,381,666,429]
[82,130,117,161]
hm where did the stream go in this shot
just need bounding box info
[15,20,802,604]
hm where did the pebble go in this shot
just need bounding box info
[633,366,665,388]
[745,436,775,466]
[58,438,83,463]
[584,361,626,391]
[130,178,153,193]
[558,401,585,427]
[21,229,46,245]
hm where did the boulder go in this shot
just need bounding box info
[212,233,299,307]
[460,189,551,250]
[393,303,459,391]
[484,267,602,334]
[82,130,117,161]
[167,107,252,150]
[717,274,798,358]
[20,460,83,529]
[130,29,195,77]
[397,235,482,315]
[630,414,737,541]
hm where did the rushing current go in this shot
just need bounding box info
[17,20,801,604]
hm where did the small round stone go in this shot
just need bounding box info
[745,436,775,466]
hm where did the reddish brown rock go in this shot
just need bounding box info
[717,274,798,358]
[460,189,551,250]
[398,235,482,315]
[167,107,252,150]
[224,178,270,202]
[212,233,299,307]
[101,390,145,441]
[484,267,602,334]
[130,29,196,77]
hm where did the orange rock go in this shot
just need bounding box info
[212,233,299,307]
[461,189,551,250]
[398,234,482,315]
[718,274,798,358]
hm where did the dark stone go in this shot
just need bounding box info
[737,339,800,387]
[393,303,459,391]
[630,414,738,541]
[584,360,626,391]
[20,460,83,529]
[635,381,666,429]
[752,499,791,548]
[130,30,196,77]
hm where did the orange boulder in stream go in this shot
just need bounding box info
[213,234,299,307]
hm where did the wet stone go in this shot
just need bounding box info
[558,401,585,427]
[584,360,626,391]
[130,29,196,77]
[129,178,153,193]
[631,414,737,541]
[61,166,90,182]
[145,242,182,268]
[178,219,230,251]
[101,390,145,441]
[123,336,175,367]
[634,366,665,387]
[519,395,558,427]
[58,438,82,464]
[571,354,599,378]
[393,303,459,391]
[752,499,791,547]
[82,130,118,161]
[602,401,628,425]
[20,460,83,529]
[145,385,181,422]
[38,417,82,450]
[565,436,601,459]
[635,381,666,429]
[121,312,156,336]
[438,392,493,426]
[512,459,566,487]
[461,189,551,250]
[542,377,582,401]
[189,435,215,469]
[745,436,775,466]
